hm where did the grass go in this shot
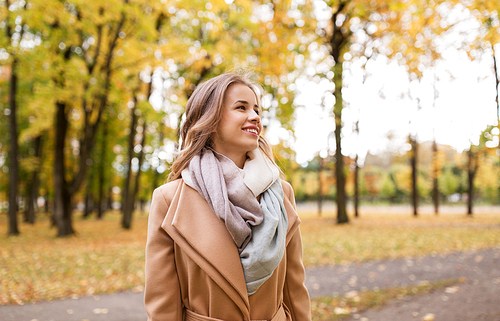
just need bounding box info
[0,208,499,306]
[311,279,462,321]
[0,211,148,305]
[300,211,500,266]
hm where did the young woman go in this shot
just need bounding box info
[144,72,311,321]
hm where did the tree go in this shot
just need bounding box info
[312,0,450,223]
[379,172,396,201]
[467,125,499,214]
[439,166,460,198]
[95,114,111,219]
[467,145,478,216]
[431,75,440,214]
[432,138,439,214]
[381,0,452,216]
[24,134,43,224]
[3,0,26,235]
[463,1,500,198]
[409,133,418,216]
[121,80,152,229]
[27,0,166,236]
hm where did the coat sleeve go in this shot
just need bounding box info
[282,182,312,321]
[144,186,183,321]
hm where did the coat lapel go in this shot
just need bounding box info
[283,184,300,245]
[161,181,250,316]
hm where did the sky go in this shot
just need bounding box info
[287,46,499,165]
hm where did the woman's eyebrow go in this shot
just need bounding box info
[232,99,249,105]
[232,100,259,109]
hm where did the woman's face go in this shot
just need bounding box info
[212,83,262,166]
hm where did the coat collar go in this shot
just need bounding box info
[160,179,299,317]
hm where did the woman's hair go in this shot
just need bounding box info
[168,72,278,181]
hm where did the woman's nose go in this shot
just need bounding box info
[248,109,260,122]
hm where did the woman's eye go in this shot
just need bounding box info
[254,109,260,115]
[236,106,245,110]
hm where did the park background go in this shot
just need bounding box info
[1,0,500,320]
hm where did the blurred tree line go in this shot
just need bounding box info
[1,0,499,236]
[291,135,500,207]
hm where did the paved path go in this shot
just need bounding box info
[1,247,499,321]
[343,276,500,321]
[305,247,500,298]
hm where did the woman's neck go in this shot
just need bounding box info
[212,148,247,169]
[225,152,247,169]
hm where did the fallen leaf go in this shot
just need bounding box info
[444,286,459,294]
[133,285,144,293]
[422,313,435,321]
[345,290,359,298]
[334,307,351,315]
[93,308,109,314]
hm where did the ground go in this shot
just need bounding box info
[1,246,499,321]
[1,203,499,321]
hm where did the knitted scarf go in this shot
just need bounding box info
[182,148,288,295]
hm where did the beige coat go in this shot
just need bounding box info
[144,179,311,321]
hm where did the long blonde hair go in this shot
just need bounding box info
[168,72,277,181]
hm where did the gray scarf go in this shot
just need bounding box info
[182,148,288,295]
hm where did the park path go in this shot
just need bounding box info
[1,246,499,321]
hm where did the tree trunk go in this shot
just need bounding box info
[5,0,20,237]
[44,184,50,214]
[132,121,147,209]
[467,148,477,216]
[432,139,439,215]
[83,171,94,218]
[123,119,146,229]
[317,156,323,216]
[333,62,348,224]
[54,102,74,236]
[410,135,418,217]
[493,48,500,203]
[354,153,359,218]
[121,97,138,221]
[24,135,43,224]
[107,185,113,211]
[152,122,164,190]
[97,121,108,219]
[328,3,349,225]
[7,56,20,236]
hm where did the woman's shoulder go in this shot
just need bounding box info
[152,179,183,204]
[280,179,294,198]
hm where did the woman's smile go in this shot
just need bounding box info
[242,126,259,137]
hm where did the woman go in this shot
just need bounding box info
[144,72,311,321]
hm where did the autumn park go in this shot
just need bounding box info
[1,0,500,320]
